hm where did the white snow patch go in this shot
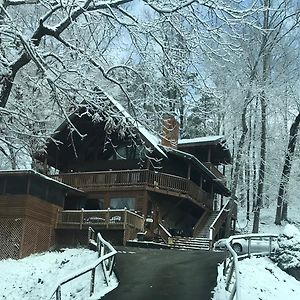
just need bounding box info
[178,135,224,145]
[0,248,118,300]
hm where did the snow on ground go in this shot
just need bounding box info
[213,256,300,300]
[213,206,300,300]
[0,248,118,300]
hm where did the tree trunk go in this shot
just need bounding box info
[275,111,300,225]
[252,0,270,233]
[225,97,249,237]
[252,91,267,233]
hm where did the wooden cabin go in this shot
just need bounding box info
[0,91,236,259]
[34,91,236,250]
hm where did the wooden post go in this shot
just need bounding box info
[124,208,128,229]
[80,208,84,230]
[106,208,110,228]
[187,164,191,180]
[90,268,96,296]
[55,209,60,229]
[199,176,202,189]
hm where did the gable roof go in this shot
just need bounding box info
[36,91,167,169]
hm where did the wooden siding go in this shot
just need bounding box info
[0,195,61,259]
[52,169,213,210]
[0,195,61,224]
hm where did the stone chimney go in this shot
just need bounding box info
[161,116,180,148]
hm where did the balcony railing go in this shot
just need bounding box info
[52,169,213,209]
[56,208,145,231]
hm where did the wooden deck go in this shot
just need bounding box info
[52,169,213,209]
[56,209,145,231]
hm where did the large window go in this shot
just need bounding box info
[108,145,145,160]
[110,197,135,210]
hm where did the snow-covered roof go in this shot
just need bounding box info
[178,135,224,146]
[0,169,83,194]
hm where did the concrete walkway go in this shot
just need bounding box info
[103,247,224,300]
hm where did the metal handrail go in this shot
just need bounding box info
[48,228,117,300]
[222,233,278,300]
[209,199,230,241]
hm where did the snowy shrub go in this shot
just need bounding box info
[272,224,300,270]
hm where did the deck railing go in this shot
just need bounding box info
[52,169,213,209]
[56,208,144,231]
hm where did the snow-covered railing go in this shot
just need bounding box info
[158,223,172,244]
[49,228,117,300]
[209,200,235,248]
[222,233,278,300]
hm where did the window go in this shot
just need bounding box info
[110,197,135,210]
[108,144,146,160]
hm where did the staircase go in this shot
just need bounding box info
[197,211,220,238]
[156,211,222,251]
[171,236,210,251]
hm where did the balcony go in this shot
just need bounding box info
[52,169,213,210]
[203,162,226,185]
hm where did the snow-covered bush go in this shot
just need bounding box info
[272,224,300,270]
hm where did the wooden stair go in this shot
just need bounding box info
[171,236,210,251]
[197,211,220,238]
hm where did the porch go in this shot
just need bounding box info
[56,209,144,232]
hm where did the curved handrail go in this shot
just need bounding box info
[223,233,278,300]
[49,229,117,300]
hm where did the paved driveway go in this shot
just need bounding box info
[103,247,224,300]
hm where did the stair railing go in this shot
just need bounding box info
[49,227,117,300]
[209,200,230,248]
[158,223,172,245]
[222,233,278,300]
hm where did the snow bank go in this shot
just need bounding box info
[212,257,300,300]
[272,224,300,270]
[0,248,118,300]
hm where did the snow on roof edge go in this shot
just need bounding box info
[178,135,225,145]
